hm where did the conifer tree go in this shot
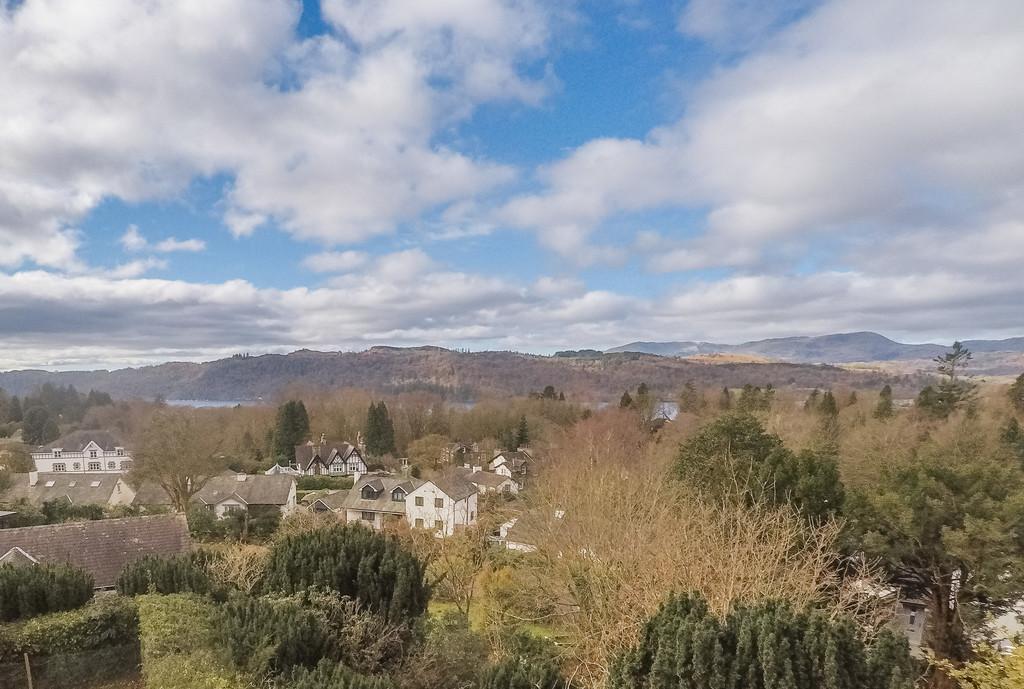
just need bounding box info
[678,381,706,415]
[718,386,731,410]
[7,395,21,423]
[273,400,311,463]
[619,391,633,408]
[515,415,529,448]
[874,384,894,419]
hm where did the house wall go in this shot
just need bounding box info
[405,483,478,537]
[108,479,137,507]
[282,481,298,514]
[33,449,133,474]
[213,498,247,518]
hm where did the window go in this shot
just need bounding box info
[414,518,424,528]
[120,460,132,470]
[90,481,101,487]
[414,496,423,507]
[502,484,512,494]
[107,461,116,469]
[72,463,80,471]
[116,448,124,456]
[392,489,406,502]
[361,486,378,500]
[53,463,66,472]
[361,511,376,522]
[434,520,443,531]
[223,504,244,514]
[53,450,62,458]
[44,480,55,487]
[434,497,444,509]
[89,450,97,458]
[88,462,101,471]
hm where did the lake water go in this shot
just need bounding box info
[166,399,263,408]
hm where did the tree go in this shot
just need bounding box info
[609,593,916,689]
[261,524,428,623]
[804,388,821,411]
[846,418,1024,687]
[1000,417,1024,460]
[407,433,450,468]
[619,391,633,409]
[21,405,59,445]
[514,415,529,448]
[919,342,977,419]
[677,381,705,415]
[365,402,396,456]
[131,408,227,512]
[819,390,839,417]
[1009,373,1024,412]
[542,385,557,400]
[874,384,895,419]
[717,386,731,410]
[7,395,22,423]
[273,400,310,463]
[0,562,94,621]
[674,413,844,519]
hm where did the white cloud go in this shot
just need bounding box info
[0,0,561,269]
[120,225,205,254]
[678,0,814,48]
[107,257,168,279]
[302,250,369,274]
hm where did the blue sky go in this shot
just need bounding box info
[1,0,1023,369]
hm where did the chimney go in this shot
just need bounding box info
[28,471,38,487]
[319,432,326,445]
[352,471,361,485]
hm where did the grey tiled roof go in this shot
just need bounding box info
[294,440,363,471]
[342,475,421,514]
[0,514,191,588]
[133,473,294,507]
[37,430,125,453]
[0,473,130,507]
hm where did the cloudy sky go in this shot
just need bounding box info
[2,0,1023,369]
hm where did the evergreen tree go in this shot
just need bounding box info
[804,388,821,411]
[718,386,731,411]
[515,415,529,448]
[1009,373,1024,412]
[0,562,94,621]
[874,384,895,419]
[273,400,311,463]
[116,552,215,596]
[365,402,396,456]
[919,342,978,419]
[619,391,634,408]
[542,385,557,400]
[609,593,916,689]
[1000,417,1024,461]
[7,395,22,423]
[557,391,565,401]
[21,405,59,445]
[678,382,706,415]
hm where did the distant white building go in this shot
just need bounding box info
[490,449,531,486]
[342,473,478,537]
[31,431,132,474]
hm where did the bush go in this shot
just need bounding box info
[298,476,355,491]
[218,595,334,676]
[261,524,429,623]
[137,593,248,689]
[283,659,393,689]
[479,658,565,689]
[0,562,94,622]
[608,593,917,689]
[0,594,138,659]
[116,551,216,596]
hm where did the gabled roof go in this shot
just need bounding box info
[305,489,349,511]
[294,440,363,471]
[36,430,125,453]
[342,475,422,514]
[0,473,129,507]
[492,450,531,469]
[455,468,515,490]
[423,475,478,502]
[133,473,295,507]
[0,514,191,588]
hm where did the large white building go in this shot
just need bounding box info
[31,431,132,474]
[342,473,478,537]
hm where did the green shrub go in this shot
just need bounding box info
[479,658,565,689]
[116,551,215,596]
[0,562,94,622]
[0,594,138,660]
[608,593,917,689]
[218,595,334,676]
[261,524,429,623]
[298,476,355,491]
[282,659,393,689]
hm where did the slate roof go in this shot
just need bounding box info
[36,430,125,453]
[133,473,294,507]
[428,475,479,502]
[294,440,363,471]
[492,450,531,470]
[455,468,515,490]
[0,514,191,588]
[343,475,422,514]
[306,489,349,511]
[0,473,130,507]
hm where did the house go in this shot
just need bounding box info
[489,450,531,485]
[31,430,133,473]
[343,473,478,536]
[0,471,136,508]
[265,463,302,476]
[302,489,350,514]
[0,514,192,589]
[133,473,297,517]
[442,442,474,465]
[455,465,519,495]
[493,517,536,553]
[294,438,368,476]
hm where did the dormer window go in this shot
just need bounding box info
[361,485,378,500]
[53,450,62,458]
[391,489,406,502]
[89,450,97,458]
[116,448,124,456]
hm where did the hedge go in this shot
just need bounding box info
[0,562,94,622]
[0,594,138,660]
[218,595,335,677]
[116,551,216,596]
[282,660,393,689]
[260,524,429,623]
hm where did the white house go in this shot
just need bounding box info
[31,431,132,474]
[343,473,478,536]
[405,477,478,537]
[294,438,368,476]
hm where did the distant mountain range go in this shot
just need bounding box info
[607,331,1024,365]
[0,346,917,402]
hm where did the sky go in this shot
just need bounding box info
[1,0,1023,369]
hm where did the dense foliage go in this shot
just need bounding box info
[0,562,94,622]
[261,524,428,622]
[0,594,137,659]
[284,661,393,689]
[218,595,336,676]
[365,401,397,456]
[675,413,844,519]
[609,593,916,689]
[274,399,311,463]
[116,552,216,596]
